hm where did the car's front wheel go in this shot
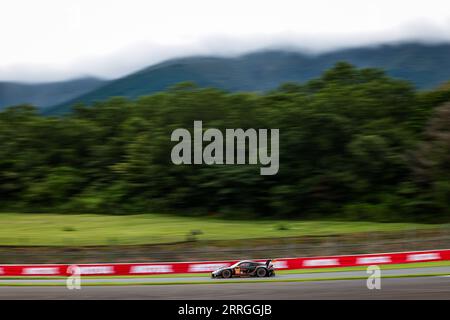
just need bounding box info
[222,269,232,278]
[256,268,267,277]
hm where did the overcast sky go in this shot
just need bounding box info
[1,0,450,82]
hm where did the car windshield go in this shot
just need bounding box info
[230,261,251,268]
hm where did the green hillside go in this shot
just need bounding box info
[0,77,107,111]
[46,43,450,114]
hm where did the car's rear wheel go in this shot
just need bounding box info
[256,268,267,277]
[222,269,232,278]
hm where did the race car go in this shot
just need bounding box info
[211,260,275,278]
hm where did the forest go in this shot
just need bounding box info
[1,62,449,222]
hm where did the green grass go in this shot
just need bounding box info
[0,212,443,246]
[1,273,449,287]
[278,260,450,274]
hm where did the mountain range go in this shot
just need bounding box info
[1,43,450,115]
[0,77,106,112]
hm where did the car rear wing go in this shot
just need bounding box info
[265,259,272,267]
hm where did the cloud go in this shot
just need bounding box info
[55,20,450,81]
[0,0,449,82]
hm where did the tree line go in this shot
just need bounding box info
[1,62,449,222]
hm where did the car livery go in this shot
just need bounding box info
[211,260,275,278]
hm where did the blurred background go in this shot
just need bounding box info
[0,0,449,264]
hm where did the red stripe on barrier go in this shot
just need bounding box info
[0,249,449,276]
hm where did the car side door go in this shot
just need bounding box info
[239,262,251,275]
[247,262,259,275]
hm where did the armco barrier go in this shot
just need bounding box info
[0,249,449,276]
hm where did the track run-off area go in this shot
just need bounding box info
[0,275,449,300]
[0,265,449,299]
[1,250,449,299]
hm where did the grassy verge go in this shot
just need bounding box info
[279,260,450,274]
[0,212,444,246]
[1,273,448,287]
[1,260,449,280]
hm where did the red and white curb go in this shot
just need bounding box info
[0,249,448,276]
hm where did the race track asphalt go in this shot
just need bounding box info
[0,266,449,299]
[0,276,449,299]
[1,266,449,284]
